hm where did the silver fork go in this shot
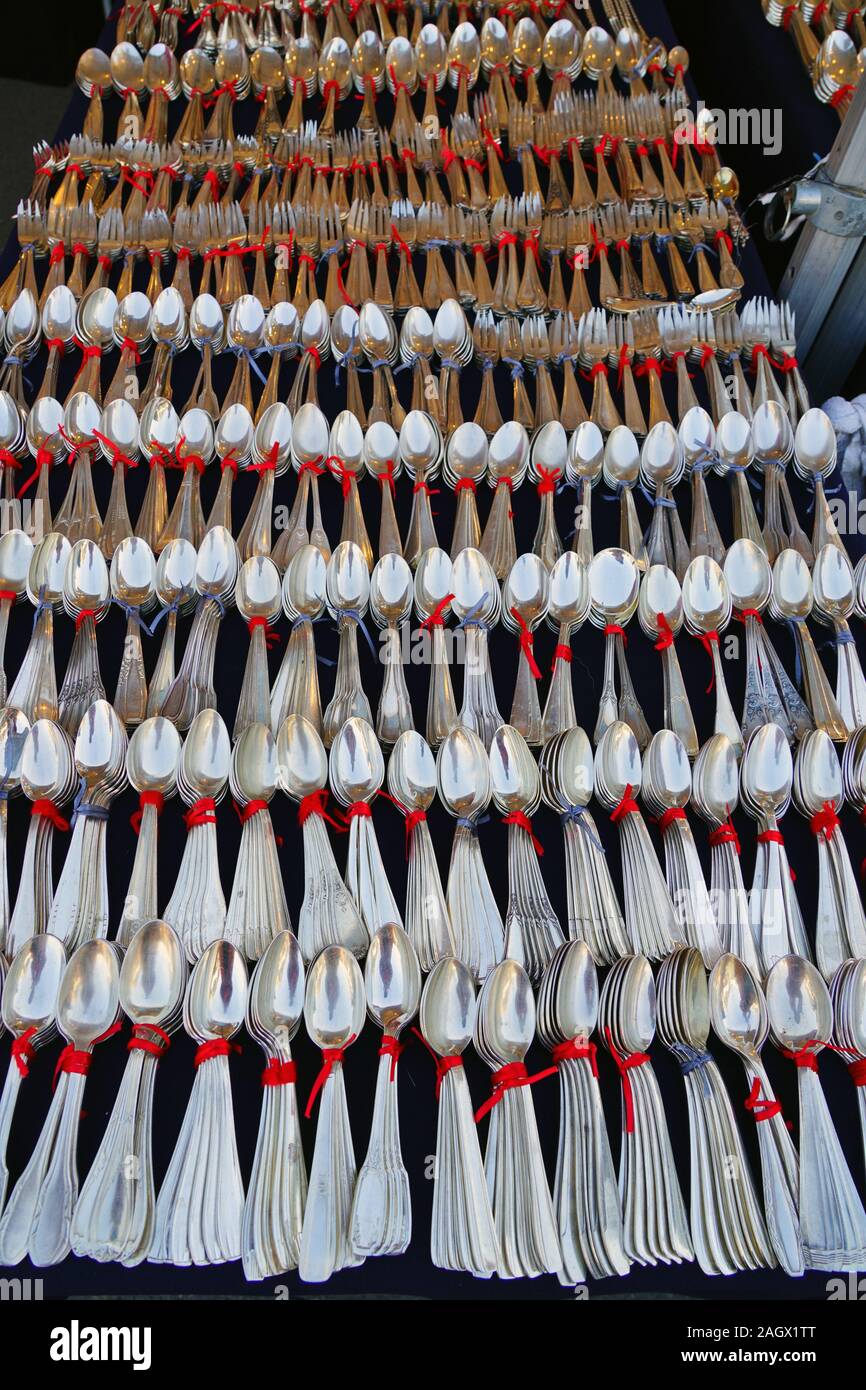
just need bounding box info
[770,300,811,425]
[658,305,699,421]
[716,310,754,421]
[580,308,622,431]
[607,314,646,436]
[740,298,787,411]
[690,310,733,425]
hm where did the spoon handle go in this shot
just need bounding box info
[28,1071,88,1267]
[123,1045,160,1266]
[114,611,148,727]
[665,487,691,583]
[0,1078,68,1265]
[271,468,310,571]
[660,643,699,758]
[406,818,454,971]
[709,642,744,755]
[479,479,517,579]
[351,1049,409,1257]
[744,1060,804,1277]
[70,1050,146,1260]
[834,619,866,732]
[234,622,271,739]
[573,479,593,568]
[729,471,765,549]
[299,1065,358,1282]
[614,635,651,750]
[118,801,159,946]
[146,607,176,718]
[450,1066,499,1276]
[814,834,848,981]
[509,633,543,745]
[812,477,846,556]
[754,625,814,739]
[376,625,413,745]
[797,623,848,742]
[799,1066,866,1269]
[593,630,618,746]
[425,625,458,747]
[0,1062,23,1214]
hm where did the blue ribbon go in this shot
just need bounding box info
[690,449,719,475]
[234,345,269,389]
[71,778,110,827]
[148,597,183,633]
[456,812,489,834]
[501,356,525,382]
[639,484,676,510]
[113,598,157,637]
[31,583,52,632]
[784,617,805,688]
[292,612,336,666]
[678,1047,713,1076]
[335,605,377,657]
[456,593,490,632]
[559,804,605,853]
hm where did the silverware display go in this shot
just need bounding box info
[0,0,863,1296]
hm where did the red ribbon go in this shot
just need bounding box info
[379,1034,405,1082]
[709,821,741,855]
[344,801,373,824]
[551,1038,598,1076]
[195,1038,241,1067]
[92,429,137,472]
[536,465,561,496]
[17,445,54,498]
[849,1059,866,1087]
[325,454,354,499]
[53,1021,121,1089]
[262,1058,297,1087]
[120,336,142,363]
[297,788,346,833]
[605,1027,650,1134]
[11,1026,37,1077]
[745,1077,783,1122]
[694,630,720,692]
[250,441,279,476]
[502,810,544,855]
[420,593,454,630]
[473,1060,557,1123]
[130,789,164,835]
[604,622,627,645]
[655,613,674,651]
[781,1042,819,1073]
[411,1026,463,1100]
[74,609,97,633]
[830,84,855,110]
[610,784,639,824]
[551,643,572,669]
[235,798,269,825]
[757,827,796,880]
[510,607,541,679]
[809,801,840,842]
[31,799,69,831]
[128,1023,171,1059]
[305,1038,354,1118]
[248,616,280,648]
[403,807,427,849]
[658,807,687,834]
[184,797,217,829]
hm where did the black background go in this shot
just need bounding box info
[0,0,863,1304]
